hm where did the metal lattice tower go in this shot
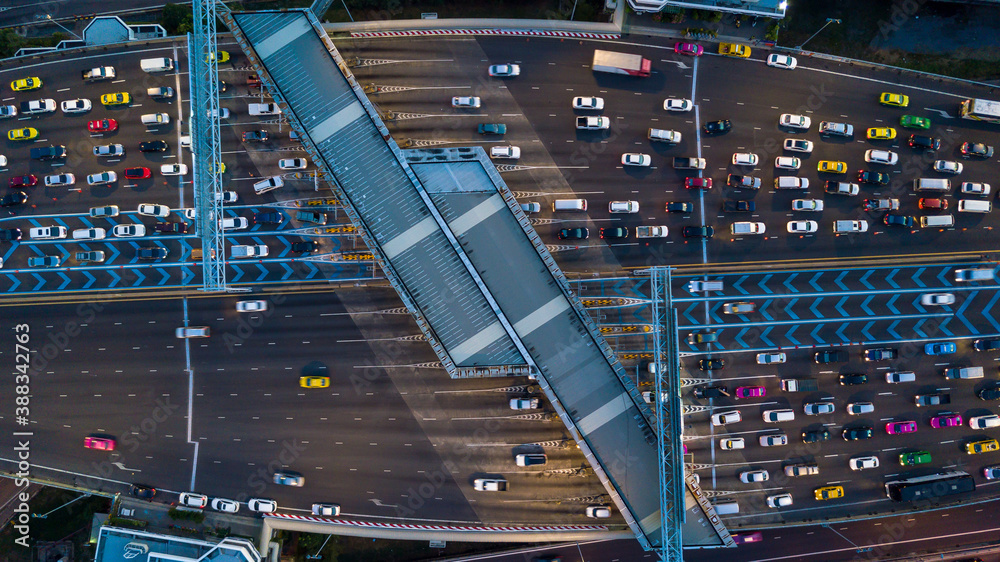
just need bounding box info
[651,267,684,561]
[189,0,227,291]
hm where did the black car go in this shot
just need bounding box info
[0,191,27,207]
[961,142,994,159]
[839,373,868,385]
[864,348,897,361]
[683,225,714,239]
[154,222,189,234]
[723,200,755,213]
[698,358,725,371]
[253,210,283,225]
[802,429,831,443]
[557,227,589,240]
[242,130,269,143]
[858,170,890,185]
[908,134,940,151]
[974,339,1000,352]
[693,384,729,398]
[30,145,66,160]
[129,484,157,500]
[814,349,847,364]
[136,247,168,260]
[883,213,914,227]
[600,227,628,240]
[842,426,873,441]
[702,119,732,135]
[666,201,694,213]
[139,140,169,152]
[978,386,1000,401]
[0,227,21,242]
[291,240,318,253]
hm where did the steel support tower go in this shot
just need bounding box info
[651,267,684,561]
[189,0,227,291]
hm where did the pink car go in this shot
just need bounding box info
[84,436,116,451]
[674,42,704,56]
[885,421,918,435]
[735,386,766,399]
[930,413,963,428]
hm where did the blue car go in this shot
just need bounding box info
[924,342,957,356]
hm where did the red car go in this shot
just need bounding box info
[674,42,704,56]
[124,167,152,180]
[9,174,38,189]
[735,386,766,399]
[918,198,948,210]
[685,177,713,189]
[930,413,962,428]
[886,420,917,434]
[84,436,115,451]
[87,118,118,133]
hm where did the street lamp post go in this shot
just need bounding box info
[796,18,841,50]
[45,14,82,40]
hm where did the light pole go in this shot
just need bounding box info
[45,14,82,40]
[796,18,841,50]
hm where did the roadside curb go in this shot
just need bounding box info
[350,30,620,39]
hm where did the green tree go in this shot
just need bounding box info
[161,3,193,35]
[0,29,26,58]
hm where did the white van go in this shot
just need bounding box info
[72,228,106,240]
[141,113,170,126]
[140,57,174,72]
[763,409,795,423]
[30,226,67,240]
[248,102,281,116]
[688,280,723,292]
[713,501,739,515]
[231,244,269,258]
[913,178,951,192]
[775,176,808,189]
[834,220,868,233]
[886,371,916,383]
[920,215,954,228]
[958,199,992,213]
[253,176,284,194]
[552,199,587,212]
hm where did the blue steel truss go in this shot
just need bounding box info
[651,266,684,561]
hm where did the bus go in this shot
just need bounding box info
[885,471,975,502]
[959,99,1000,124]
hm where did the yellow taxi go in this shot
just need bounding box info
[879,92,909,107]
[814,485,844,501]
[966,438,1000,455]
[7,127,38,141]
[299,376,330,389]
[210,162,226,174]
[817,160,847,174]
[11,77,42,91]
[101,92,131,106]
[207,51,230,63]
[867,127,896,140]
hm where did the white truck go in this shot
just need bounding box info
[636,226,668,238]
[231,245,269,259]
[82,66,116,81]
[592,49,651,77]
[473,478,508,492]
[731,222,765,235]
[576,116,610,130]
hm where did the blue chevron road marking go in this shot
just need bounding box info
[133,269,146,287]
[912,294,926,313]
[982,290,1000,332]
[53,216,70,229]
[106,244,120,264]
[759,299,773,321]
[759,274,773,294]
[31,273,45,291]
[810,272,824,293]
[255,263,268,281]
[912,319,927,339]
[733,275,748,295]
[6,274,20,293]
[783,273,798,294]
[860,270,874,291]
[683,303,699,325]
[181,266,195,285]
[79,216,94,228]
[107,268,121,287]
[886,320,901,340]
[230,264,245,283]
[835,297,849,317]
[937,317,953,337]
[810,323,825,345]
[810,297,824,319]
[836,323,850,342]
[281,262,294,280]
[955,290,979,335]
[912,267,926,288]
[759,326,774,347]
[158,268,170,285]
[784,298,799,320]
[785,325,800,346]
[937,266,952,287]
[860,295,874,316]
[735,327,749,348]
[885,268,900,289]
[709,302,724,325]
[57,271,71,291]
[304,261,320,279]
[861,321,874,341]
[835,270,848,291]
[886,294,900,315]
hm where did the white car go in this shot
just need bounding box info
[138,204,170,218]
[0,105,17,118]
[775,156,801,170]
[61,98,92,114]
[621,153,652,167]
[86,171,117,185]
[985,467,1000,480]
[779,113,811,130]
[312,503,341,516]
[248,498,277,513]
[921,293,955,306]
[210,498,240,513]
[236,300,268,312]
[179,492,208,508]
[490,146,520,159]
[865,149,899,165]
[221,217,249,230]
[740,470,769,483]
[663,98,693,112]
[72,228,106,240]
[0,155,6,167]
[488,64,520,77]
[759,434,788,446]
[961,182,991,196]
[609,200,639,213]
[215,191,238,203]
[89,205,119,217]
[969,414,1000,429]
[756,352,786,364]
[585,506,612,518]
[278,158,308,170]
[766,54,797,70]
[783,138,813,153]
[208,108,231,119]
[520,202,540,213]
[787,220,818,233]
[792,199,823,212]
[849,456,880,471]
[451,96,481,108]
[112,224,147,238]
[44,173,75,187]
[732,153,759,166]
[572,96,604,110]
[804,401,835,415]
[720,437,745,450]
[93,144,125,157]
[766,493,793,508]
[847,402,875,415]
[711,410,741,426]
[160,164,188,176]
[934,160,963,174]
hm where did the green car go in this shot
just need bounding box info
[900,115,930,129]
[478,123,507,135]
[899,451,932,466]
